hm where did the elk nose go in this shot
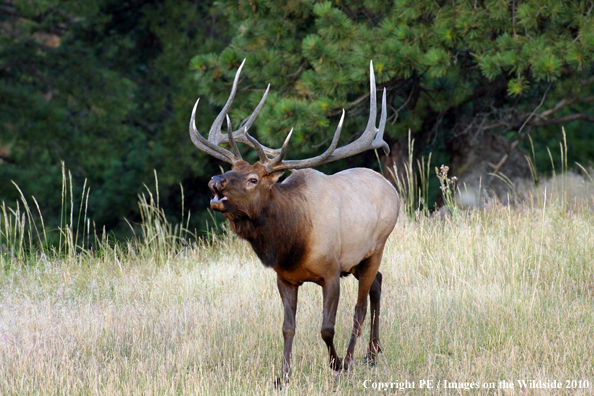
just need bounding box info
[211,175,227,189]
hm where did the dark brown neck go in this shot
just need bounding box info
[228,173,311,269]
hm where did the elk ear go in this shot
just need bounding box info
[268,170,285,184]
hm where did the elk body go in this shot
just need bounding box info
[190,60,399,383]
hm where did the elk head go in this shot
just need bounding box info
[208,161,282,218]
[190,59,389,219]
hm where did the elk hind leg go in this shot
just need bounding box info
[365,271,382,365]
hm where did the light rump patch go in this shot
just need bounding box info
[189,59,399,386]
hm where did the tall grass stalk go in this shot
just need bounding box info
[1,174,593,395]
[0,136,593,394]
[1,167,192,267]
[389,131,432,218]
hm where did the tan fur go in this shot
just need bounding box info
[273,168,399,285]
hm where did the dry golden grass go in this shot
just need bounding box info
[1,179,594,395]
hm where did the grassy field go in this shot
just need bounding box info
[1,174,594,395]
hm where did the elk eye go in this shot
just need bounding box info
[248,178,258,184]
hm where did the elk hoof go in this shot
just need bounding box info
[331,357,355,372]
[329,357,343,372]
[273,377,287,390]
[343,358,355,371]
[364,345,382,366]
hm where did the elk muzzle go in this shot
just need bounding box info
[209,175,228,211]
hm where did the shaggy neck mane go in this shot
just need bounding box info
[228,172,311,270]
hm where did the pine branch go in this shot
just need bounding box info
[516,83,552,136]
[329,93,369,116]
[287,63,305,78]
[528,113,594,127]
[328,79,407,117]
[484,95,594,132]
[487,90,594,175]
[539,96,594,118]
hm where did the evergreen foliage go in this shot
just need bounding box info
[1,0,594,240]
[193,0,594,176]
[1,0,228,234]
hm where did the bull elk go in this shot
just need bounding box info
[189,60,400,384]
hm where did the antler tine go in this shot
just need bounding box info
[244,127,269,163]
[319,63,389,160]
[189,99,237,164]
[315,109,344,161]
[235,84,270,139]
[262,60,390,173]
[362,60,377,139]
[374,87,390,154]
[268,109,345,172]
[226,115,242,159]
[267,128,293,168]
[208,59,246,142]
[213,83,282,158]
[196,59,279,162]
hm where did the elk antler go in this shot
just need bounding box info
[254,61,389,172]
[189,59,280,164]
[190,60,389,171]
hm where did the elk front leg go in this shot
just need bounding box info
[321,276,342,371]
[345,248,384,367]
[276,275,298,385]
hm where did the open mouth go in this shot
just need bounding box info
[211,186,228,204]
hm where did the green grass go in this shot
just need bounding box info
[1,170,594,394]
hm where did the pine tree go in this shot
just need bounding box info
[0,0,229,235]
[192,0,594,192]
